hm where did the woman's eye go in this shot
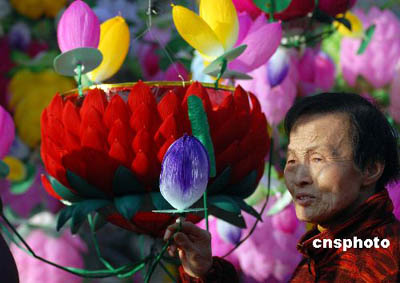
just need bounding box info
[312,157,323,163]
[287,159,296,165]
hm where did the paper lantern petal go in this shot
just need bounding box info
[57,0,100,52]
[229,15,281,73]
[172,5,224,60]
[199,0,239,50]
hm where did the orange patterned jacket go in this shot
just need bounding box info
[179,189,400,282]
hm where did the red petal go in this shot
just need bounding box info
[80,106,107,138]
[232,151,259,183]
[44,136,67,163]
[215,141,240,173]
[81,126,107,152]
[64,131,81,152]
[109,140,133,168]
[62,100,81,137]
[128,81,157,112]
[108,119,133,149]
[47,117,65,147]
[129,103,160,135]
[157,114,183,140]
[182,82,212,116]
[212,95,234,131]
[131,151,159,189]
[80,88,108,116]
[41,174,62,200]
[47,93,64,121]
[206,88,231,108]
[233,85,250,114]
[157,90,182,119]
[213,112,249,153]
[154,130,166,150]
[46,155,68,187]
[248,91,261,113]
[62,151,88,182]
[104,95,131,129]
[132,129,155,155]
[83,149,117,195]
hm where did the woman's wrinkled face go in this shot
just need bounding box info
[284,113,364,225]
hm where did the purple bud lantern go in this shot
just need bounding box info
[57,0,100,53]
[267,47,290,88]
[216,218,242,245]
[160,134,210,210]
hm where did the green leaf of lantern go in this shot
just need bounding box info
[66,170,109,199]
[253,0,292,13]
[187,95,216,177]
[209,195,246,228]
[57,205,75,231]
[151,192,174,210]
[71,199,111,234]
[207,166,232,195]
[209,195,241,214]
[267,189,293,215]
[227,170,258,199]
[48,175,84,203]
[357,24,376,55]
[112,166,146,196]
[0,160,9,179]
[53,47,103,77]
[93,213,108,231]
[232,196,262,221]
[10,163,36,195]
[57,199,111,233]
[203,45,247,75]
[114,195,143,220]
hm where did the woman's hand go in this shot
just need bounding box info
[163,218,213,278]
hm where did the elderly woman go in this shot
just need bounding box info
[164,92,400,282]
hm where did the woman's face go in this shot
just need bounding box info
[284,113,365,225]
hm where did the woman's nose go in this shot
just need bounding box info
[293,164,313,187]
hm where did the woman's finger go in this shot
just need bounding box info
[173,232,195,253]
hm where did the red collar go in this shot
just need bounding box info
[297,189,396,259]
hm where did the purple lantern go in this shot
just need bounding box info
[159,134,210,210]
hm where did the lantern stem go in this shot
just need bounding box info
[144,221,182,283]
[74,63,84,97]
[269,0,275,22]
[203,191,209,231]
[214,59,227,90]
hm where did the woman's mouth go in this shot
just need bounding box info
[295,194,316,206]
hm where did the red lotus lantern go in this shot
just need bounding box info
[40,81,270,237]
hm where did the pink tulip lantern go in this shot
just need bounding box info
[0,105,14,178]
[0,106,14,159]
[54,0,102,80]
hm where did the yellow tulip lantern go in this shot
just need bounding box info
[86,16,131,83]
[172,0,239,62]
[172,0,250,80]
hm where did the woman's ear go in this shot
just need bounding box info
[362,162,385,187]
